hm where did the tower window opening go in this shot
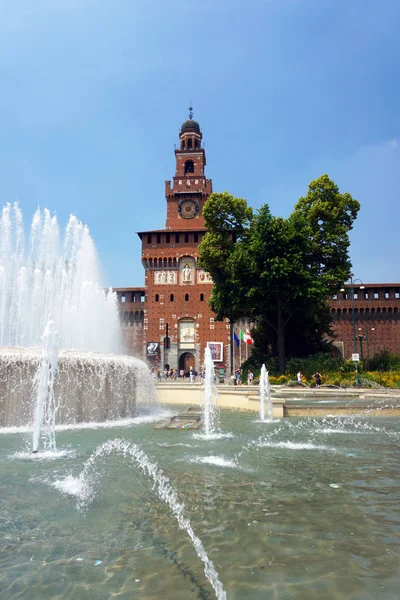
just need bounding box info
[194,139,199,149]
[184,233,189,243]
[155,294,159,302]
[184,160,194,174]
[194,233,198,243]
[170,293,174,302]
[147,234,152,244]
[156,233,161,243]
[181,140,185,150]
[200,293,204,301]
[175,233,180,243]
[166,233,170,243]
[185,293,189,301]
[187,138,192,149]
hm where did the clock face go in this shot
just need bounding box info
[178,199,199,219]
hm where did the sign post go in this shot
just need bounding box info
[352,353,360,386]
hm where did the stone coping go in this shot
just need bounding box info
[156,383,400,417]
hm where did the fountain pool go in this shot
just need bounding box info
[1,409,399,599]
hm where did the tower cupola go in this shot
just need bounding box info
[179,106,202,151]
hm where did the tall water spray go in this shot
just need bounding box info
[259,364,273,421]
[32,320,59,453]
[0,202,120,352]
[203,346,221,436]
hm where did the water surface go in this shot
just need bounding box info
[1,409,399,599]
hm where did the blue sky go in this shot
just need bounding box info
[0,0,399,286]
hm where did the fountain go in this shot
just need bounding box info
[259,364,273,421]
[202,346,221,436]
[1,206,400,599]
[0,203,155,446]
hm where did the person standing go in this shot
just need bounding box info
[297,371,303,387]
[312,371,322,387]
[247,369,254,385]
[189,366,194,383]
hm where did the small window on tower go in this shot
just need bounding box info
[184,160,194,174]
[156,233,161,243]
[185,293,189,301]
[170,293,174,302]
[166,233,170,243]
[200,293,204,301]
[175,233,180,243]
[181,140,185,150]
[194,139,199,149]
[155,294,159,302]
[147,234,151,244]
[194,233,198,243]
[185,233,189,243]
[187,139,192,149]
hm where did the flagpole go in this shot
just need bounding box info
[230,323,234,375]
[239,339,241,366]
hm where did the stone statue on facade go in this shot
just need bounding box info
[183,264,192,282]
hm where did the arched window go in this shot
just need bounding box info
[155,294,159,302]
[200,293,204,301]
[187,138,192,150]
[185,293,189,301]
[184,160,194,174]
[170,293,174,302]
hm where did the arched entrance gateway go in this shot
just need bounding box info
[179,352,195,372]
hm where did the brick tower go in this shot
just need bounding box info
[137,109,231,375]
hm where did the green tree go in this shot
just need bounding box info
[198,176,360,373]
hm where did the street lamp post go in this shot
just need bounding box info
[357,334,366,362]
[341,274,364,385]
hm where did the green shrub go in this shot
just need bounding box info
[368,351,400,372]
[286,353,345,379]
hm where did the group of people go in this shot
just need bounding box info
[297,371,322,387]
[151,366,200,383]
[232,369,254,385]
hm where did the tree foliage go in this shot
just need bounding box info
[198,177,360,373]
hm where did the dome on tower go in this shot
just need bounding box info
[180,119,200,134]
[180,106,200,134]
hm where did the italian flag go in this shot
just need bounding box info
[240,329,253,345]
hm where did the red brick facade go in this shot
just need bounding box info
[328,283,400,360]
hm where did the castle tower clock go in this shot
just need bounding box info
[137,109,231,376]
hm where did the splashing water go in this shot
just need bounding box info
[0,202,120,352]
[54,439,227,600]
[202,346,221,437]
[259,364,273,421]
[0,203,156,450]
